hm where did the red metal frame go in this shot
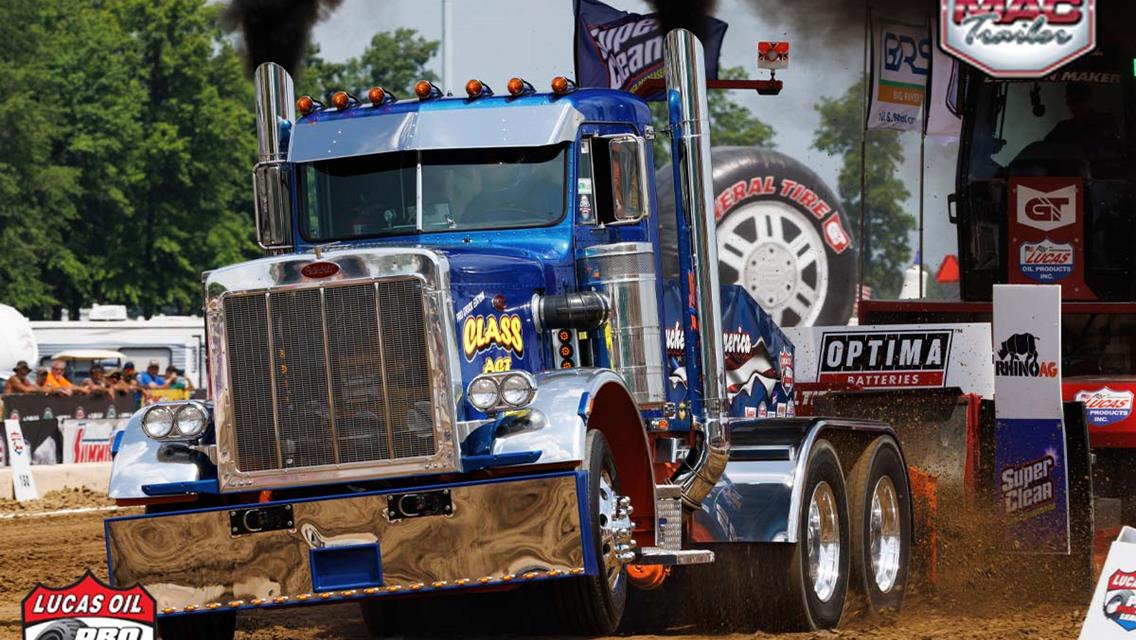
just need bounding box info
[637,78,783,96]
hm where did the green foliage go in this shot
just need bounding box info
[0,0,258,319]
[813,78,915,299]
[649,66,776,166]
[298,29,439,101]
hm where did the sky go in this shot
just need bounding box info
[310,0,959,270]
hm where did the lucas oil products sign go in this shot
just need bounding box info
[993,284,1070,554]
[784,323,993,396]
[1008,177,1093,299]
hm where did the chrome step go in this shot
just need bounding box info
[634,547,715,566]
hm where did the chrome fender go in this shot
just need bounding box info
[491,368,637,465]
[690,417,901,544]
[108,409,204,499]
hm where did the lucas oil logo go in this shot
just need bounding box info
[818,331,951,388]
[23,572,155,639]
[1076,387,1134,427]
[1020,239,1073,282]
[1017,184,1077,232]
[462,314,524,361]
[1105,571,1136,631]
[1000,454,1056,516]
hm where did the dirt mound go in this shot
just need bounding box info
[0,487,114,514]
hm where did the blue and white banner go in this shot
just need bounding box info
[993,284,1070,554]
[573,0,727,100]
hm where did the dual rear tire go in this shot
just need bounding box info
[668,436,910,633]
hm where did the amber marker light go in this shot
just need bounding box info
[367,86,388,106]
[550,76,577,95]
[296,95,317,116]
[465,78,493,98]
[331,91,351,110]
[507,77,529,96]
[415,80,442,100]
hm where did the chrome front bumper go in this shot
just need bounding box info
[105,472,587,615]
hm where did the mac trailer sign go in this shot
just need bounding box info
[941,0,1097,78]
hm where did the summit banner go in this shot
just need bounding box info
[941,0,1097,78]
[573,0,726,100]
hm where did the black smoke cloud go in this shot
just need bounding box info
[647,0,720,42]
[223,0,343,76]
[753,0,935,48]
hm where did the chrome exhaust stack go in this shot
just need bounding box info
[252,62,295,251]
[254,62,295,163]
[663,29,730,509]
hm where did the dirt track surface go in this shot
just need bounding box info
[0,507,1087,640]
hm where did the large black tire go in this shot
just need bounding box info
[847,436,912,614]
[554,430,628,634]
[157,611,235,640]
[657,147,858,326]
[783,439,851,629]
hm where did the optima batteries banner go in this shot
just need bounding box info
[573,0,726,100]
[993,284,1070,554]
[784,323,993,396]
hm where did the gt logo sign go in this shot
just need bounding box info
[1025,196,1070,222]
[941,1,1097,78]
[1017,184,1077,231]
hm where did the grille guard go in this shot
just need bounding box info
[204,248,464,492]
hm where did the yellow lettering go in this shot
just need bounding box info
[461,314,526,361]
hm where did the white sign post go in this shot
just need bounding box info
[4,419,38,502]
[992,284,1069,553]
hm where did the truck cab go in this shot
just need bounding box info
[105,30,911,639]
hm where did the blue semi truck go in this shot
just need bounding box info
[103,30,912,638]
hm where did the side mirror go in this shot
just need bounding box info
[591,134,651,226]
[253,163,292,250]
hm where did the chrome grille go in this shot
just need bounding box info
[224,279,436,473]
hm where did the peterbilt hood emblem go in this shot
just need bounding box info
[301,261,341,279]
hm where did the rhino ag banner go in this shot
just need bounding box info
[573,0,727,100]
[993,284,1070,554]
[867,16,931,131]
[785,323,993,396]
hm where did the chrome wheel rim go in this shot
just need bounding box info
[718,200,829,326]
[807,481,841,602]
[869,476,902,593]
[597,470,632,590]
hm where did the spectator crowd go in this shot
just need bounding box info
[3,359,194,397]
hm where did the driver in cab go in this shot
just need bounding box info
[460,158,561,227]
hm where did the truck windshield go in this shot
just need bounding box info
[298,145,567,241]
[967,73,1129,181]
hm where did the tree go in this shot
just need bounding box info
[813,79,914,299]
[298,29,438,101]
[0,0,258,319]
[649,66,775,166]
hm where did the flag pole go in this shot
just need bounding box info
[858,4,870,317]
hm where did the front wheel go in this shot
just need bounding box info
[848,436,912,613]
[554,430,632,634]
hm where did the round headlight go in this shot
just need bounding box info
[142,406,175,439]
[174,403,208,438]
[467,376,500,411]
[500,373,536,407]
